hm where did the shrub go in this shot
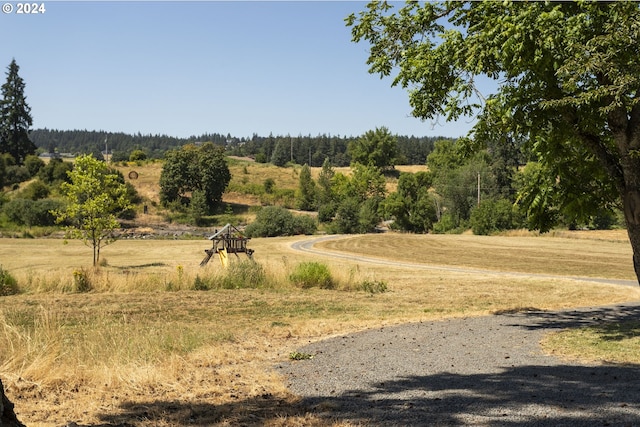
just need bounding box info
[24,154,45,177]
[3,198,64,227]
[20,179,50,200]
[193,275,212,291]
[263,178,276,194]
[129,149,147,162]
[5,165,29,185]
[318,202,337,223]
[292,214,317,235]
[218,261,267,289]
[38,158,73,184]
[470,199,523,235]
[0,266,19,296]
[72,268,92,293]
[433,213,467,234]
[289,262,335,289]
[245,206,316,237]
[358,279,388,294]
[331,197,360,234]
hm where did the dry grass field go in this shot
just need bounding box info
[1,161,638,425]
[1,230,640,426]
[113,159,427,224]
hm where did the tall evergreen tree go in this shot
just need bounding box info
[296,164,317,211]
[0,60,35,164]
[271,138,290,167]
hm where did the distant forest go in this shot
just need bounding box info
[30,128,449,167]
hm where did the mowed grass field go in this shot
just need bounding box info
[1,231,640,426]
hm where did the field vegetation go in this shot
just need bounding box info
[0,161,638,426]
[1,229,639,426]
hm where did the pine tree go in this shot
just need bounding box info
[270,138,290,167]
[0,59,35,164]
[296,164,317,211]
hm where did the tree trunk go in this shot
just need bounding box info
[0,379,25,427]
[623,189,640,285]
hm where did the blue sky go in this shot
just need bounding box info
[0,1,479,139]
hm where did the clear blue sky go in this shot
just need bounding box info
[0,1,478,139]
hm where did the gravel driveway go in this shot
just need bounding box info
[280,237,640,426]
[279,304,640,426]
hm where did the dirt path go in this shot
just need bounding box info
[282,235,640,426]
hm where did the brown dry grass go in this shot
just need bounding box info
[114,158,425,217]
[1,232,640,426]
[316,231,635,280]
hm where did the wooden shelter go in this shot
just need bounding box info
[200,223,254,267]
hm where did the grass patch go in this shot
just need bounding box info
[289,351,313,360]
[289,262,335,289]
[216,260,269,289]
[542,320,640,364]
[358,279,388,294]
[0,265,19,296]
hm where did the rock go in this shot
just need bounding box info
[0,379,25,427]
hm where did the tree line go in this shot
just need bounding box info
[30,128,443,166]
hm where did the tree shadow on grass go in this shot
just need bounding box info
[504,303,640,331]
[92,393,315,426]
[85,363,640,426]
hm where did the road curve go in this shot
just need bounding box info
[290,234,638,287]
[282,235,640,426]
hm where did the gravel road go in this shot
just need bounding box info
[279,236,640,426]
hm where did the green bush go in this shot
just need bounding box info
[433,213,467,234]
[470,199,523,235]
[3,198,64,227]
[20,179,50,200]
[245,206,316,237]
[317,202,337,223]
[5,165,29,185]
[263,178,276,194]
[129,149,147,162]
[37,158,73,184]
[24,154,45,177]
[289,262,335,289]
[358,279,388,294]
[0,265,19,296]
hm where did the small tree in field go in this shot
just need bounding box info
[55,155,132,267]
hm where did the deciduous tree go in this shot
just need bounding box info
[54,155,132,266]
[159,143,231,213]
[348,126,397,171]
[347,1,640,282]
[383,171,437,232]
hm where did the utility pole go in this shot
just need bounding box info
[477,172,481,206]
